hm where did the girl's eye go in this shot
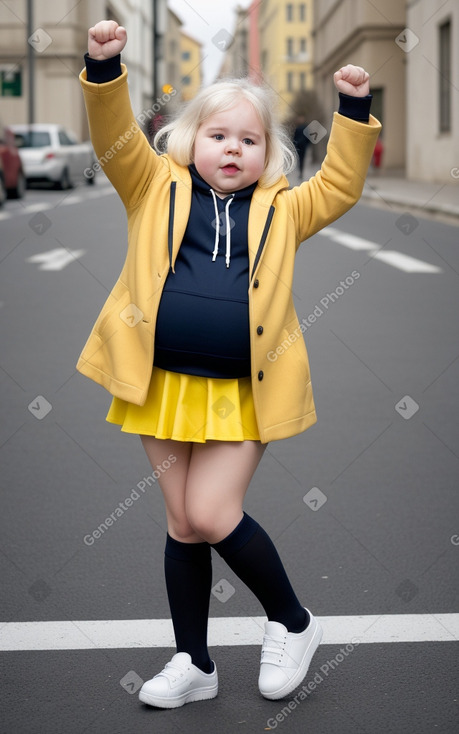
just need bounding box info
[213,134,224,141]
[243,138,254,146]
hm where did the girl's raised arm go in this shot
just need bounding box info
[287,64,380,245]
[81,20,164,210]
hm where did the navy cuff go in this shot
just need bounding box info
[84,52,122,83]
[338,92,372,123]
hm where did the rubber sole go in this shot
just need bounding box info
[139,683,218,709]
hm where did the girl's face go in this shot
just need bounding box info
[193,98,267,198]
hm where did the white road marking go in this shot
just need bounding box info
[0,614,457,651]
[26,247,85,271]
[318,227,442,272]
[22,202,53,213]
[372,250,442,273]
[0,185,114,221]
[319,228,378,251]
[0,202,53,220]
[58,195,84,206]
[58,187,115,207]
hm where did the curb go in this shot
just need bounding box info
[361,187,459,220]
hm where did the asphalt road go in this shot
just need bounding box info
[0,177,458,733]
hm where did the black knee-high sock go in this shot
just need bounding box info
[164,534,213,673]
[212,513,308,633]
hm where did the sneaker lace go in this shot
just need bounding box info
[260,632,287,665]
[157,659,188,683]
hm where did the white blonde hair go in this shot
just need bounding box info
[154,78,297,188]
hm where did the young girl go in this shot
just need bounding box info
[79,21,381,709]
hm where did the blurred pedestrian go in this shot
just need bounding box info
[293,115,310,179]
[372,136,384,170]
[147,113,165,144]
[79,20,381,711]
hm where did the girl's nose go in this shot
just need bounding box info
[225,138,241,155]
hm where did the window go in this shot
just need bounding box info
[300,71,306,90]
[439,19,451,133]
[181,75,191,86]
[286,4,293,21]
[299,4,306,22]
[58,130,74,146]
[300,38,307,54]
[182,51,191,61]
[287,38,294,58]
[287,71,294,92]
[15,130,51,147]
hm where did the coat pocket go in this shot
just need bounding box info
[93,280,133,337]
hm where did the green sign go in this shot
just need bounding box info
[1,69,22,97]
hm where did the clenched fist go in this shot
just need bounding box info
[333,65,370,97]
[88,20,127,60]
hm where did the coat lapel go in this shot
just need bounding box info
[248,176,288,279]
[169,160,192,270]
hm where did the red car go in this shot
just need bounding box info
[0,121,26,204]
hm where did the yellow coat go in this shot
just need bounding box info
[77,66,381,443]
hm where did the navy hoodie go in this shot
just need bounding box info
[153,165,257,378]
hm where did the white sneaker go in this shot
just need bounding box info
[258,609,322,700]
[139,652,218,709]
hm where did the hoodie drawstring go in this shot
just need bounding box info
[210,189,219,262]
[210,189,235,268]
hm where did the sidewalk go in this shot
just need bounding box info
[296,164,459,222]
[362,168,459,220]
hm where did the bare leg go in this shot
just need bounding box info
[140,435,212,672]
[140,435,199,541]
[184,440,306,633]
[185,440,267,544]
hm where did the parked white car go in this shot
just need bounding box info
[10,124,96,189]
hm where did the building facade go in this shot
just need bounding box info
[0,0,167,141]
[180,32,203,101]
[259,0,314,121]
[217,5,251,80]
[164,8,183,105]
[405,0,459,182]
[313,0,406,170]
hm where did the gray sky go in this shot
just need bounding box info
[168,0,252,84]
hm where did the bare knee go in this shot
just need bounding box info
[166,514,203,543]
[186,504,243,545]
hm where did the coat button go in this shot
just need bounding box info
[258,370,264,381]
[257,325,263,335]
[254,279,259,288]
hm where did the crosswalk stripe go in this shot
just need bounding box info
[0,614,457,651]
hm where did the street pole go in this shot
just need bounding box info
[27,0,35,123]
[152,0,159,103]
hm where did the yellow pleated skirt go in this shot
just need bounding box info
[106,366,260,442]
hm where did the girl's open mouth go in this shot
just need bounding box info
[221,164,240,174]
